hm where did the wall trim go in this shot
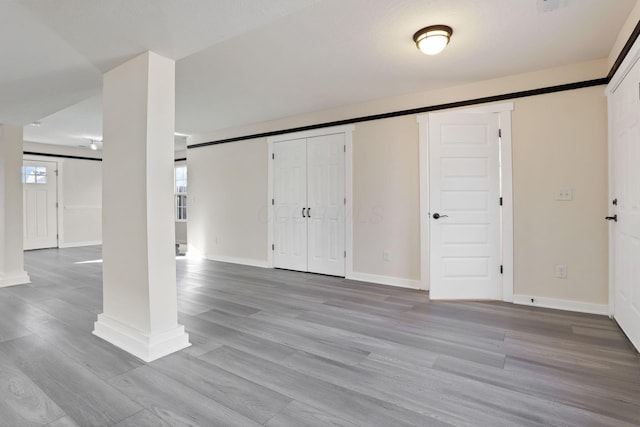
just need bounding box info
[59,240,102,249]
[204,254,269,269]
[607,18,640,81]
[347,272,421,290]
[23,151,101,162]
[189,79,606,149]
[513,295,609,316]
[23,151,187,163]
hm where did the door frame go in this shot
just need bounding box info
[22,156,62,250]
[605,37,640,318]
[417,102,514,301]
[267,125,354,275]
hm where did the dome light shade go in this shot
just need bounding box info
[413,25,453,55]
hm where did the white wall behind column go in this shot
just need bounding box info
[0,125,30,287]
[187,138,268,266]
[60,159,102,247]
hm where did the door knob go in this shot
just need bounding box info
[432,213,448,219]
[605,215,617,222]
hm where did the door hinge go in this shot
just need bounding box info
[344,250,346,258]
[344,197,346,205]
[344,145,346,153]
[499,197,503,206]
[498,129,502,138]
[55,170,59,176]
[56,202,58,208]
[272,198,274,205]
[500,265,503,274]
[272,153,275,160]
[272,244,275,251]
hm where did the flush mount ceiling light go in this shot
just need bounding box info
[413,25,453,55]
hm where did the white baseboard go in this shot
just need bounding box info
[513,294,608,316]
[347,272,422,290]
[0,271,31,287]
[205,254,269,269]
[59,240,102,248]
[93,314,191,363]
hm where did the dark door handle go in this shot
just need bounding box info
[302,208,306,218]
[605,215,617,222]
[307,208,311,218]
[433,213,448,219]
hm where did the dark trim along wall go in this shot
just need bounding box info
[190,78,607,149]
[23,151,101,162]
[23,151,188,163]
[190,18,640,149]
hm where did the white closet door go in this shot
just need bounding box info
[307,134,346,276]
[610,58,640,351]
[428,112,501,300]
[273,139,308,271]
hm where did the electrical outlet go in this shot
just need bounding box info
[555,188,573,201]
[555,264,567,279]
[383,250,391,262]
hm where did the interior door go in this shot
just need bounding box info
[307,134,346,276]
[610,58,640,351]
[23,160,58,250]
[428,112,501,300]
[273,139,308,271]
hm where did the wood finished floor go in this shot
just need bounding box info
[0,246,638,426]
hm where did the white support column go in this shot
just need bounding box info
[93,52,190,362]
[0,125,30,287]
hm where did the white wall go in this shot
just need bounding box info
[59,158,102,247]
[188,138,267,266]
[187,58,610,309]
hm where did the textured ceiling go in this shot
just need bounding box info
[1,0,635,148]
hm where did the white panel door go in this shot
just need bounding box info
[610,58,640,351]
[273,139,308,271]
[23,160,58,250]
[429,113,501,299]
[307,134,346,276]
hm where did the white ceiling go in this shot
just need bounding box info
[1,0,634,148]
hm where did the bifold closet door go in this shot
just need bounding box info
[307,134,345,276]
[273,138,307,271]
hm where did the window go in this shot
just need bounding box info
[22,166,47,184]
[175,165,187,221]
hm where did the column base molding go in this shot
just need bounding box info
[0,271,31,287]
[93,314,190,362]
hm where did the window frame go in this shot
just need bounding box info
[174,164,187,222]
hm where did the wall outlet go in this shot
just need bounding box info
[555,188,573,201]
[383,250,391,262]
[555,264,567,279]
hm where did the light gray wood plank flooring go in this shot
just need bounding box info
[0,246,636,426]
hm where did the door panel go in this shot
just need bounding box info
[429,113,501,299]
[307,134,345,276]
[273,139,307,271]
[611,58,640,351]
[23,160,58,250]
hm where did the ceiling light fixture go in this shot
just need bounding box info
[89,139,97,151]
[413,25,453,55]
